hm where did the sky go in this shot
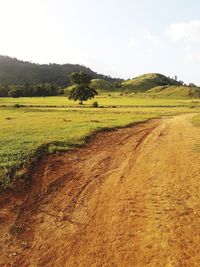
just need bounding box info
[0,0,200,84]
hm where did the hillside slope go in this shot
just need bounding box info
[121,73,181,92]
[145,85,200,98]
[0,56,121,86]
[90,79,115,92]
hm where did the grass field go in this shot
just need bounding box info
[0,95,200,107]
[1,95,200,188]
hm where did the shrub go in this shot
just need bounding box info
[13,103,22,108]
[8,88,24,98]
[92,101,99,108]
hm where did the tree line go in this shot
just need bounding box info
[0,83,64,98]
[0,56,122,98]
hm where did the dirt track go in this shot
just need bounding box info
[1,114,200,267]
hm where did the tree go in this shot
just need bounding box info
[8,87,24,98]
[68,72,97,104]
[68,85,97,104]
[114,81,121,89]
[0,85,9,97]
[70,71,92,85]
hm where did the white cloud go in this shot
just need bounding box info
[145,48,153,58]
[129,31,163,50]
[129,37,140,48]
[144,30,163,48]
[167,21,200,42]
[185,45,200,62]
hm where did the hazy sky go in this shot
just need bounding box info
[1,0,200,84]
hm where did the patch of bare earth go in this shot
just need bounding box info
[0,114,200,266]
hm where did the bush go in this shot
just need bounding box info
[92,101,99,108]
[58,88,64,95]
[8,88,24,98]
[13,103,22,108]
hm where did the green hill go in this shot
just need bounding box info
[120,73,200,98]
[121,73,181,92]
[144,85,200,99]
[0,56,121,87]
[90,79,116,92]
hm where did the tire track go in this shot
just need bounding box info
[1,115,200,266]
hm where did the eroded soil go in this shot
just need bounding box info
[1,114,200,267]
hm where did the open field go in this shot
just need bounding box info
[0,106,155,187]
[0,95,200,188]
[0,95,200,107]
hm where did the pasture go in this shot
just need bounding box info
[0,95,200,188]
[0,94,200,107]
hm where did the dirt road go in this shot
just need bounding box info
[1,114,200,267]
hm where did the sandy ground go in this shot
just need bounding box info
[0,114,200,267]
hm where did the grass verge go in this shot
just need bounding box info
[191,114,200,127]
[0,106,157,189]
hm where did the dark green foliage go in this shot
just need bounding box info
[114,82,122,89]
[13,103,23,108]
[0,85,9,97]
[31,83,57,96]
[68,85,97,104]
[6,83,57,97]
[8,86,24,98]
[92,101,99,108]
[0,56,121,87]
[70,71,92,85]
[0,56,122,97]
[68,72,98,104]
[57,88,64,95]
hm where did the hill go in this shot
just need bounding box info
[121,73,200,98]
[121,73,181,92]
[90,79,116,92]
[144,85,200,99]
[0,56,121,86]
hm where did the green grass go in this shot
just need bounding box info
[90,79,115,92]
[121,73,200,98]
[191,114,200,153]
[121,73,163,92]
[1,95,200,189]
[0,95,200,107]
[192,114,200,127]
[0,106,155,188]
[143,86,200,99]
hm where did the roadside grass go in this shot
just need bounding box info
[0,106,155,188]
[191,114,200,153]
[0,96,200,189]
[192,114,200,127]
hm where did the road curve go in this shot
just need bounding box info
[0,114,200,267]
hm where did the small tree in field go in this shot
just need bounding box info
[68,71,97,104]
